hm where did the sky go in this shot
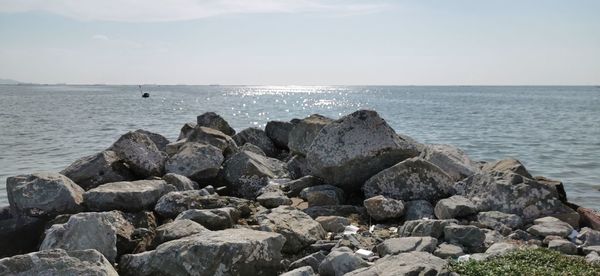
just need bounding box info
[0,0,599,85]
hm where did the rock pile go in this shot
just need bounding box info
[1,109,600,275]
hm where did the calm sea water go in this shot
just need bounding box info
[1,85,599,209]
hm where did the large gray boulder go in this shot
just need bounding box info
[281,175,323,197]
[233,127,277,157]
[404,200,435,220]
[363,157,454,202]
[134,129,170,152]
[177,122,197,140]
[482,158,532,178]
[175,207,239,230]
[161,173,198,191]
[185,126,238,157]
[152,219,209,246]
[265,120,294,149]
[40,211,133,263]
[363,195,405,221]
[60,150,134,190]
[196,112,236,136]
[345,251,447,276]
[119,229,285,276]
[84,180,175,212]
[399,219,457,239]
[289,251,327,272]
[165,142,224,181]
[318,247,368,276]
[527,217,574,238]
[257,189,292,208]
[434,195,477,219]
[420,144,479,181]
[287,155,310,179]
[7,172,84,217]
[0,249,118,276]
[443,224,486,249]
[315,216,350,233]
[222,150,288,199]
[257,206,326,253]
[154,191,250,218]
[306,110,419,190]
[477,211,523,230]
[108,131,167,177]
[300,185,345,207]
[376,237,437,256]
[288,114,333,156]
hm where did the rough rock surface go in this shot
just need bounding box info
[300,185,345,207]
[434,195,477,219]
[222,150,288,199]
[434,243,464,259]
[318,247,368,276]
[289,251,327,271]
[257,190,292,208]
[404,200,435,220]
[152,219,209,246]
[60,150,133,190]
[527,217,574,238]
[161,173,198,191]
[119,229,285,276]
[7,172,84,217]
[548,239,577,255]
[288,114,333,156]
[477,211,523,230]
[281,175,322,197]
[345,251,447,276]
[306,110,419,190]
[420,144,479,181]
[196,112,235,136]
[257,206,326,253]
[363,195,405,221]
[165,142,224,181]
[287,155,311,179]
[154,191,250,218]
[175,207,239,230]
[399,219,456,239]
[265,120,294,149]
[376,236,437,256]
[443,224,486,248]
[363,157,454,202]
[84,180,175,212]
[185,126,238,157]
[239,143,266,156]
[281,266,316,276]
[109,131,167,177]
[233,127,278,157]
[134,129,170,152]
[482,158,533,178]
[177,122,196,140]
[0,249,118,276]
[315,216,350,233]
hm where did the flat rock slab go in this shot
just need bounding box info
[399,219,456,239]
[165,142,224,181]
[434,195,477,219]
[345,251,447,276]
[84,180,175,212]
[152,219,209,247]
[257,206,326,253]
[443,224,486,248]
[376,237,438,256]
[154,191,250,218]
[60,150,133,190]
[363,195,405,221]
[419,144,479,182]
[175,207,239,230]
[0,249,118,276]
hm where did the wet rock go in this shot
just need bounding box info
[318,247,368,276]
[399,219,456,239]
[307,110,419,190]
[289,251,327,271]
[0,249,118,276]
[443,224,486,249]
[257,190,292,208]
[477,211,523,230]
[265,120,294,150]
[120,228,285,276]
[239,143,266,156]
[281,175,323,197]
[109,131,167,177]
[315,216,350,233]
[257,206,326,253]
[186,126,238,157]
[152,219,209,246]
[363,195,404,221]
[288,114,333,156]
[300,185,345,207]
[7,172,84,217]
[527,217,574,238]
[196,112,235,136]
[303,205,366,219]
[287,155,310,179]
[404,200,435,220]
[434,243,464,259]
[222,150,289,199]
[420,144,479,181]
[161,173,198,191]
[345,251,447,276]
[134,129,170,152]
[60,150,134,190]
[154,191,250,218]
[548,239,577,255]
[281,266,316,276]
[233,127,277,157]
[177,122,196,140]
[84,180,175,212]
[482,158,532,178]
[0,216,45,258]
[363,157,454,202]
[165,142,224,181]
[175,207,239,230]
[376,236,437,256]
[434,195,477,219]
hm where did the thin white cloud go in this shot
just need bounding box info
[0,0,390,22]
[91,34,109,41]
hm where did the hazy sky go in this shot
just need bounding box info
[0,0,598,85]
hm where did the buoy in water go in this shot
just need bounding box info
[139,85,150,98]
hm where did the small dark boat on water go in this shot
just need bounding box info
[139,85,149,98]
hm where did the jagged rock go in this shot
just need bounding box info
[0,216,45,258]
[287,155,310,179]
[534,176,568,203]
[175,207,239,230]
[177,122,196,140]
[265,120,294,149]
[307,110,419,190]
[318,247,368,276]
[257,206,326,253]
[7,172,84,217]
[196,112,236,136]
[443,224,485,249]
[508,229,535,241]
[154,191,250,218]
[233,127,277,157]
[134,129,170,152]
[484,229,507,245]
[345,251,447,276]
[281,266,316,276]
[420,144,479,181]
[186,126,238,157]
[578,227,600,247]
[289,251,327,271]
[109,131,167,177]
[84,180,175,212]
[303,205,366,219]
[257,190,292,208]
[60,150,134,190]
[482,158,532,178]
[363,195,404,221]
[315,216,350,233]
[335,234,378,251]
[288,114,333,156]
[477,211,523,230]
[404,200,435,220]
[485,242,520,257]
[281,175,323,197]
[363,157,454,202]
[152,219,209,246]
[527,217,574,238]
[165,142,224,181]
[40,211,133,263]
[239,143,266,156]
[376,236,437,256]
[161,173,198,191]
[300,185,345,207]
[119,229,285,276]
[434,195,477,219]
[222,150,288,199]
[399,219,457,239]
[434,243,464,259]
[548,239,577,255]
[165,139,186,156]
[0,249,118,276]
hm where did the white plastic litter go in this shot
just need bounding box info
[355,249,374,259]
[457,254,471,262]
[343,225,360,235]
[369,225,375,233]
[389,227,398,233]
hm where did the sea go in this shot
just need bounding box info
[1,85,599,209]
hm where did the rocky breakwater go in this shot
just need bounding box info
[1,109,600,276]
